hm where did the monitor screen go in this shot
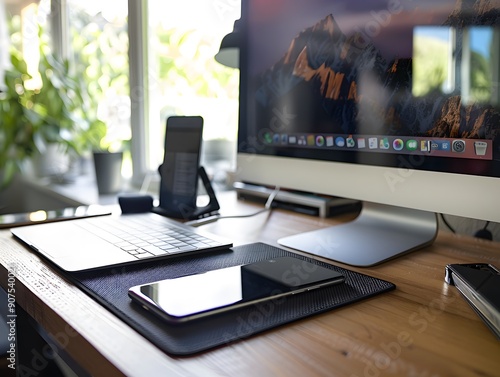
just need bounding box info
[237,0,500,266]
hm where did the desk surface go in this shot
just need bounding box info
[1,191,499,376]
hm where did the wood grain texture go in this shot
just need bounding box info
[1,191,499,376]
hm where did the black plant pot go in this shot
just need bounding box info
[93,151,123,195]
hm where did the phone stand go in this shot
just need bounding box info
[152,166,220,221]
[119,166,220,220]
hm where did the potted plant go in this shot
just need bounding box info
[79,93,130,194]
[0,47,94,188]
[88,132,127,195]
[0,52,37,188]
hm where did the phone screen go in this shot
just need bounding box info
[158,116,203,217]
[128,256,344,323]
[0,205,111,229]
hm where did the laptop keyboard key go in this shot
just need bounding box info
[142,245,169,256]
[136,252,155,259]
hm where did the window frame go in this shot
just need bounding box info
[127,0,150,186]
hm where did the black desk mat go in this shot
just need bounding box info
[68,243,395,356]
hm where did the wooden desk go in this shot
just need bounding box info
[1,191,499,376]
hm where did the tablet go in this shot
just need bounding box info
[0,205,111,229]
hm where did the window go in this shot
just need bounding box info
[67,0,131,174]
[0,0,8,86]
[3,0,131,174]
[144,0,240,185]
[6,0,52,87]
[2,0,240,187]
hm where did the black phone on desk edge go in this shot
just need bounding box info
[0,205,111,229]
[445,263,500,339]
[128,256,345,323]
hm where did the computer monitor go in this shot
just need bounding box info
[236,0,500,266]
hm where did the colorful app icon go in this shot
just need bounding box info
[393,139,404,151]
[281,134,288,144]
[335,137,345,147]
[346,136,355,148]
[406,139,418,151]
[379,138,390,149]
[368,137,378,149]
[420,140,429,152]
[263,132,273,144]
[316,135,325,147]
[326,136,334,147]
[357,138,366,149]
[273,134,281,144]
[307,135,315,146]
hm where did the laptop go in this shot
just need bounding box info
[11,212,232,272]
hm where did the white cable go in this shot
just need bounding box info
[185,186,280,227]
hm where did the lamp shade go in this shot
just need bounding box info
[215,19,240,68]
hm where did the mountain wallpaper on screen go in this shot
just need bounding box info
[254,0,500,144]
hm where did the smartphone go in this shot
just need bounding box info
[158,116,203,219]
[445,263,500,338]
[0,205,111,229]
[128,256,345,323]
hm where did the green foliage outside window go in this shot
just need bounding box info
[69,8,130,152]
[0,44,104,186]
[156,28,238,99]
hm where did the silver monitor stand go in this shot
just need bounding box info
[278,202,438,267]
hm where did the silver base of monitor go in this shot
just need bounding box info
[278,202,438,267]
